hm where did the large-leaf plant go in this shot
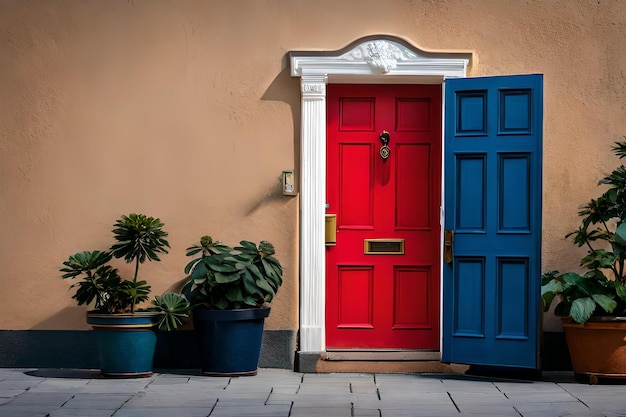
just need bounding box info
[60,213,190,330]
[542,141,626,323]
[181,235,283,310]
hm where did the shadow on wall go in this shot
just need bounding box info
[31,307,90,330]
[260,56,301,192]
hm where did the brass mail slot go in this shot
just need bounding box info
[325,214,337,246]
[364,239,404,255]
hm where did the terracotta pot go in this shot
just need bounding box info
[562,317,626,379]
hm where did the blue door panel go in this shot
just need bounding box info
[443,74,543,369]
[499,154,530,232]
[453,257,485,337]
[456,155,486,231]
[496,257,530,339]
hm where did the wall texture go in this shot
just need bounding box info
[1,0,625,349]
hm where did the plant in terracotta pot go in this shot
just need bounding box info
[60,213,191,377]
[541,140,626,382]
[181,235,283,376]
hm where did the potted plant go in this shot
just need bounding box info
[181,235,283,376]
[60,213,191,377]
[542,141,626,381]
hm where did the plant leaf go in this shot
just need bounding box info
[615,222,626,246]
[570,297,596,323]
[215,271,240,284]
[591,293,617,314]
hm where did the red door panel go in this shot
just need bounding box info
[326,84,442,349]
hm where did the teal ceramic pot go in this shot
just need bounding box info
[193,307,270,376]
[86,312,158,378]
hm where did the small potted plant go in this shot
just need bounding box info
[181,235,283,376]
[60,213,191,377]
[542,140,626,382]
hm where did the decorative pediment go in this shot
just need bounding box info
[290,35,472,79]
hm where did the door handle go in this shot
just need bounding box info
[444,230,454,264]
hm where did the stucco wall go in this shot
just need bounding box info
[1,0,625,334]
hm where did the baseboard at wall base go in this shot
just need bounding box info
[0,329,296,370]
[0,330,569,372]
[542,331,572,371]
[0,330,98,369]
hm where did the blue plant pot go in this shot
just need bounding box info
[87,312,157,378]
[193,307,270,376]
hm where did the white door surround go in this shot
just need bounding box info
[289,35,472,353]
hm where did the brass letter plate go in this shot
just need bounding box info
[364,239,404,255]
[325,214,337,246]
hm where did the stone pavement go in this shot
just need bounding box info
[1,368,625,417]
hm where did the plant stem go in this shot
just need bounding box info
[133,257,139,284]
[131,257,140,314]
[602,220,610,234]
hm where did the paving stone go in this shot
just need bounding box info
[49,409,117,417]
[113,408,211,417]
[147,376,190,385]
[209,403,291,416]
[379,406,458,417]
[0,406,50,417]
[29,378,92,392]
[0,379,42,390]
[290,405,352,417]
[454,405,521,416]
[269,384,300,394]
[378,401,458,412]
[184,377,231,390]
[505,391,580,403]
[122,393,217,409]
[353,408,381,417]
[213,396,270,406]
[265,392,296,405]
[513,409,603,417]
[7,391,74,406]
[494,381,566,393]
[291,396,353,407]
[349,392,381,403]
[449,392,510,405]
[62,393,132,409]
[0,389,28,399]
[378,390,451,402]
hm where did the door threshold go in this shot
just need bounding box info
[323,350,440,361]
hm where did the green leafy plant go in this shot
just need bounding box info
[60,213,190,330]
[181,235,283,310]
[542,141,626,323]
[151,292,192,331]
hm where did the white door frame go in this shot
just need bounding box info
[289,35,472,352]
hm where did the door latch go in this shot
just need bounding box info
[444,230,454,264]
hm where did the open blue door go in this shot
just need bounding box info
[442,74,543,369]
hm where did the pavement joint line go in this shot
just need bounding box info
[446,391,460,413]
[264,387,272,405]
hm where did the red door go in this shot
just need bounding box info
[326,84,442,349]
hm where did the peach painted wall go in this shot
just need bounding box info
[1,0,625,333]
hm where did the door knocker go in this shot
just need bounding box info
[379,130,391,161]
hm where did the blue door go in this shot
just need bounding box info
[442,74,543,369]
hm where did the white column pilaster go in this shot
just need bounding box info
[299,74,327,352]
